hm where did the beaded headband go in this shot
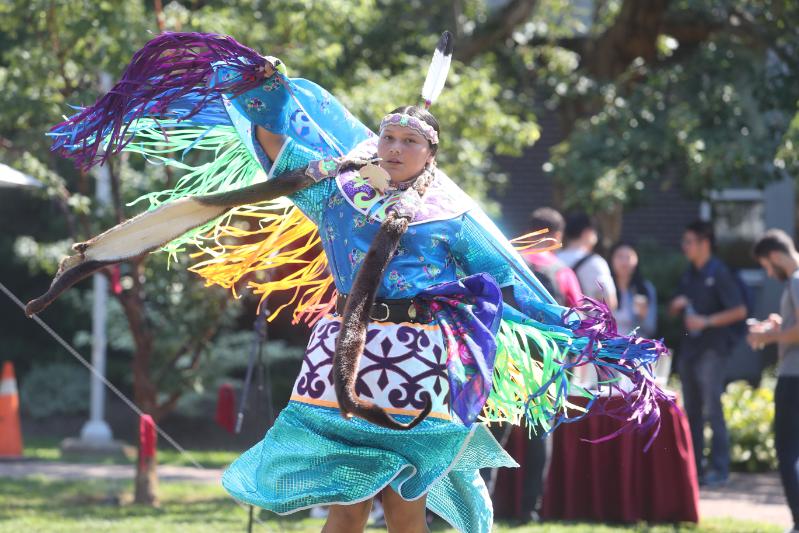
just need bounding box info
[379,113,439,145]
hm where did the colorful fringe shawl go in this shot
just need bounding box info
[49,32,673,447]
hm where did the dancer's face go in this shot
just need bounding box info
[377,125,434,183]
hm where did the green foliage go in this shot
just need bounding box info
[722,379,778,472]
[19,362,89,419]
[548,38,796,212]
[777,105,799,175]
[173,334,304,418]
[528,2,799,213]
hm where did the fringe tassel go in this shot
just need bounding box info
[567,296,673,450]
[188,203,335,325]
[124,121,265,208]
[482,319,590,434]
[485,296,673,448]
[50,32,267,170]
[118,118,335,325]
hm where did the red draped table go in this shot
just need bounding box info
[494,395,700,523]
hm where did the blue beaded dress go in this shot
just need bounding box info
[46,33,673,533]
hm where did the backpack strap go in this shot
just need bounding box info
[572,253,596,276]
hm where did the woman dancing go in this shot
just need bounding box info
[27,32,671,533]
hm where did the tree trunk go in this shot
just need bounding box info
[594,203,624,254]
[115,257,161,505]
[134,455,159,506]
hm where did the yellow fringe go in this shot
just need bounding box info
[184,210,557,326]
[188,201,335,325]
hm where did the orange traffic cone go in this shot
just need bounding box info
[0,361,23,457]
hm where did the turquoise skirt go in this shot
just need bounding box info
[222,401,517,533]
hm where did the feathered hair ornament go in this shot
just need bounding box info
[420,31,454,109]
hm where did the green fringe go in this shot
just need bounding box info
[483,319,591,434]
[118,119,263,255]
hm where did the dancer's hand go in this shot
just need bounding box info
[339,155,379,171]
[305,156,378,183]
[260,56,282,78]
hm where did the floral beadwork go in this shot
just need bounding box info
[318,92,332,112]
[348,248,366,268]
[353,214,369,229]
[379,113,439,145]
[246,97,265,111]
[327,194,344,208]
[262,77,281,92]
[423,264,442,279]
[388,270,412,292]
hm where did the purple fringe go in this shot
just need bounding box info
[569,295,675,451]
[50,32,267,170]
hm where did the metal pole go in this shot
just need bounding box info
[79,72,114,445]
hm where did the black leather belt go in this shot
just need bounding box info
[335,293,434,324]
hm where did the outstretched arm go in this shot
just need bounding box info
[24,159,354,317]
[255,125,287,163]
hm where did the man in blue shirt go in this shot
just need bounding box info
[669,221,746,486]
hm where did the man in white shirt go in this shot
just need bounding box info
[557,213,618,311]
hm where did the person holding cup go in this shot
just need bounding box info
[610,241,657,338]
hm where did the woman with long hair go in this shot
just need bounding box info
[27,32,670,533]
[610,242,657,338]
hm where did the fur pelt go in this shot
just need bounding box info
[333,168,436,430]
[25,166,317,317]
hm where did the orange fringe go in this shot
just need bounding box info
[510,228,561,255]
[188,202,335,325]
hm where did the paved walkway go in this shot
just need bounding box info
[699,471,791,528]
[0,461,791,527]
[0,459,222,483]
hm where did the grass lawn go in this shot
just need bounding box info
[23,436,241,469]
[0,476,782,533]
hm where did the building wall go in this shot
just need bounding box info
[492,109,700,250]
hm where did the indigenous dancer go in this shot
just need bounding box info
[27,32,671,533]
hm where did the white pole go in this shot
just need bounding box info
[79,71,114,445]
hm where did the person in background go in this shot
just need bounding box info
[610,242,657,338]
[514,206,583,522]
[557,213,618,310]
[526,207,582,307]
[669,220,746,487]
[747,229,799,533]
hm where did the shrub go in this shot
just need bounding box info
[720,379,777,472]
[20,362,90,419]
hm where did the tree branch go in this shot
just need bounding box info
[45,4,76,98]
[660,11,722,44]
[581,0,671,79]
[455,0,540,63]
[107,156,124,224]
[152,321,221,422]
[525,35,588,55]
[153,390,181,422]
